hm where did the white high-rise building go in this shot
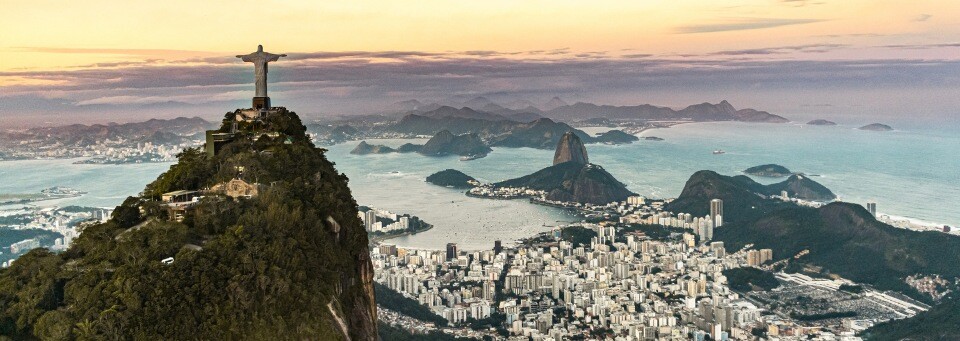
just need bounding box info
[710,199,723,227]
[364,210,377,232]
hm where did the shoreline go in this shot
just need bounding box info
[369,224,435,243]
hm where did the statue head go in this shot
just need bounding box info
[257,45,263,52]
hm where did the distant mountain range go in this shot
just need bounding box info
[395,97,789,123]
[389,97,788,124]
[0,117,213,148]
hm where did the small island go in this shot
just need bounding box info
[859,123,893,131]
[644,136,664,141]
[350,141,398,155]
[426,169,479,189]
[419,130,491,158]
[594,130,639,144]
[744,164,793,177]
[806,119,837,126]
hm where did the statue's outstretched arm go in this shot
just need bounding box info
[237,54,254,62]
[265,53,287,62]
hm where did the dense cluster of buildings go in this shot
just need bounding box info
[371,191,932,340]
[360,207,419,234]
[74,142,191,164]
[467,185,544,200]
[1,137,199,163]
[372,220,814,340]
[1,206,110,268]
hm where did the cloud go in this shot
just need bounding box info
[780,0,824,7]
[675,18,824,34]
[12,47,217,57]
[3,48,960,126]
[882,43,960,49]
[75,91,248,106]
[710,44,846,56]
[914,14,932,22]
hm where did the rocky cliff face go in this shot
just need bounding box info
[553,131,589,165]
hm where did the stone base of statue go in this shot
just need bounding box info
[252,96,271,110]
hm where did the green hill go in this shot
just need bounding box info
[426,169,477,189]
[864,294,960,340]
[668,170,960,304]
[664,170,775,221]
[0,108,377,340]
[665,170,834,221]
[715,202,960,301]
[767,174,836,201]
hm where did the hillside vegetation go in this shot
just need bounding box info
[0,109,377,340]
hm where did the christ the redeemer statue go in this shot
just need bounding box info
[237,45,286,109]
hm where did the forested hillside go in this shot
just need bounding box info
[0,109,378,340]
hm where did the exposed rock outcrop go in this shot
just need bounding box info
[553,131,589,165]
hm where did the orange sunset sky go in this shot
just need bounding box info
[2,0,959,126]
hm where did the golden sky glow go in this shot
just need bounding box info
[3,0,958,71]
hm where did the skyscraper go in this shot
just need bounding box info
[494,240,502,255]
[364,210,377,232]
[446,243,458,261]
[710,199,723,227]
[866,202,877,217]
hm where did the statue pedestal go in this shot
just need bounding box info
[252,97,270,110]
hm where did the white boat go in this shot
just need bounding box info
[712,150,725,155]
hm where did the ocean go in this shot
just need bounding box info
[0,121,957,250]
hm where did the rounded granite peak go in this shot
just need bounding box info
[553,131,589,165]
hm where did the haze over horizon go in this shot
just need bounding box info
[2,0,959,128]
